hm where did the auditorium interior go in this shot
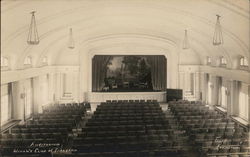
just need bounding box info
[1,0,250,157]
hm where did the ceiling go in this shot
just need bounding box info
[1,0,249,68]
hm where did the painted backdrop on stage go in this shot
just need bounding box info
[92,55,166,92]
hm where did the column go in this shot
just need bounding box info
[79,49,90,102]
[200,72,207,103]
[209,74,218,106]
[248,84,250,122]
[72,71,79,102]
[33,76,42,114]
[226,79,233,117]
[195,72,200,100]
[232,80,239,116]
[213,76,220,106]
[12,80,25,122]
[55,72,62,102]
[178,72,185,90]
[48,73,56,103]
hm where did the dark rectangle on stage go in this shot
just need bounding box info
[166,89,183,102]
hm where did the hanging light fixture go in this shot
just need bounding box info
[27,11,39,45]
[68,28,75,49]
[182,29,190,49]
[213,14,223,45]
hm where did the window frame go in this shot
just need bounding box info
[238,82,249,121]
[24,56,32,65]
[1,94,9,125]
[1,56,10,70]
[220,57,227,67]
[207,57,211,65]
[24,56,32,68]
[239,57,248,66]
[42,56,48,65]
[1,83,13,126]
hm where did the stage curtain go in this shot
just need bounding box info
[146,55,166,91]
[92,55,112,92]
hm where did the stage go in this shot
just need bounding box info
[87,92,166,103]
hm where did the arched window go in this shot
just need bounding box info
[1,56,9,70]
[220,56,227,66]
[240,57,248,66]
[41,56,48,66]
[207,57,211,65]
[42,56,47,64]
[24,56,32,65]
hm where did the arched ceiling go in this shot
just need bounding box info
[1,0,249,69]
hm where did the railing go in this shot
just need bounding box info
[0,119,21,133]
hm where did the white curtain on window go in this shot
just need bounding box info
[220,78,228,109]
[40,75,49,104]
[239,82,249,120]
[64,74,73,94]
[216,77,222,106]
[190,73,194,95]
[221,86,227,108]
[24,79,33,118]
[1,84,9,125]
[207,74,213,104]
[207,81,212,104]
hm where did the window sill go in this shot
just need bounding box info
[23,65,32,69]
[220,64,227,67]
[39,63,48,67]
[60,96,74,100]
[239,66,249,71]
[1,67,10,71]
[215,106,227,115]
[231,116,249,128]
[25,115,33,121]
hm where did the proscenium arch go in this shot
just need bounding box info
[78,34,179,102]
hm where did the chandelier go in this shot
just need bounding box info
[27,11,39,45]
[68,28,75,49]
[182,29,190,49]
[213,15,223,45]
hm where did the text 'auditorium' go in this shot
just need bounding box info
[1,0,250,157]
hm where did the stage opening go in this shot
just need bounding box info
[92,55,167,92]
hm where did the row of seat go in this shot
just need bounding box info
[91,115,166,120]
[91,113,165,117]
[73,134,187,143]
[77,130,179,137]
[97,103,160,106]
[9,127,71,134]
[168,100,250,157]
[71,101,188,156]
[0,102,87,156]
[53,149,180,157]
[86,120,169,126]
[98,105,160,108]
[72,141,188,151]
[33,115,82,120]
[105,99,158,103]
